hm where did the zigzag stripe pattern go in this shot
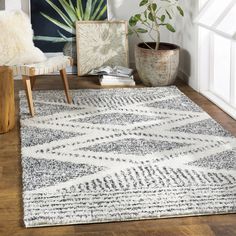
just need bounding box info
[19,86,236,227]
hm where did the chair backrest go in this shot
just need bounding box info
[0,10,46,66]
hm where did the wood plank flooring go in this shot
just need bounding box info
[0,76,235,236]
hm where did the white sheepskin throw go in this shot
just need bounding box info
[0,10,46,66]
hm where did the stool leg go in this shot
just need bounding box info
[22,75,35,117]
[60,69,72,104]
[30,76,36,90]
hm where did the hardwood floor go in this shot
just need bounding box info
[0,76,235,236]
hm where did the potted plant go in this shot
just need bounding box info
[34,0,107,64]
[129,0,184,86]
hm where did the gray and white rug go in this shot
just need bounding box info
[19,87,236,227]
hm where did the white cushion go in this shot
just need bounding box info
[0,10,46,66]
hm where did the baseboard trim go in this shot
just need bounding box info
[201,90,236,120]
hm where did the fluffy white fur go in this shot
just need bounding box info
[0,10,46,66]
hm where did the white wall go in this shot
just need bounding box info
[170,0,199,90]
[1,0,199,91]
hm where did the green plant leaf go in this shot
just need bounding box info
[136,28,148,33]
[144,10,147,19]
[57,30,70,41]
[92,0,107,20]
[135,14,141,21]
[148,3,157,12]
[160,14,165,22]
[166,23,176,32]
[177,6,184,16]
[139,0,148,7]
[77,0,84,19]
[75,7,82,20]
[129,16,138,26]
[44,0,74,27]
[165,9,172,19]
[95,5,107,20]
[34,35,71,43]
[58,0,77,22]
[91,0,97,17]
[152,3,157,11]
[41,12,75,34]
[69,0,75,11]
[148,12,155,21]
[84,0,92,20]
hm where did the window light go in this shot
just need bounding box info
[197,0,233,26]
[213,34,231,102]
[217,4,236,37]
[195,0,236,40]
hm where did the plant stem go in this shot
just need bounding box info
[134,31,153,50]
[156,30,160,50]
[149,0,160,50]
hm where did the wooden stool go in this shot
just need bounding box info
[11,56,72,117]
[0,66,15,134]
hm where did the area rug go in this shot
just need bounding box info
[19,86,236,227]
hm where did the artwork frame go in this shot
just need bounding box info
[76,21,129,76]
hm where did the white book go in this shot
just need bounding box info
[101,75,134,81]
[100,81,136,86]
[100,79,136,86]
[89,66,134,77]
[114,66,133,76]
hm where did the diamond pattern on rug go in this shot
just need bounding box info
[187,150,236,170]
[171,119,233,137]
[21,127,84,147]
[19,86,236,227]
[73,113,165,125]
[81,138,190,156]
[22,157,107,191]
[145,96,202,112]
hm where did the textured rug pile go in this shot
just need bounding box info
[19,87,236,227]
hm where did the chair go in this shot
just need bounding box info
[12,56,73,117]
[0,10,72,117]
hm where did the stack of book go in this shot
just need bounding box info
[89,66,135,86]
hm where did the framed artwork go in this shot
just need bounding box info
[30,0,108,73]
[76,21,129,76]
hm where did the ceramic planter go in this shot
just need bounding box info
[135,42,180,86]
